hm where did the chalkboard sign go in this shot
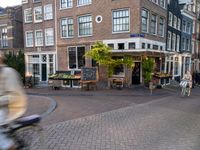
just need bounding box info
[81,67,97,81]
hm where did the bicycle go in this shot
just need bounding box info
[1,114,43,150]
[180,80,191,97]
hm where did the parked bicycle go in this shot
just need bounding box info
[180,79,191,97]
[1,114,42,150]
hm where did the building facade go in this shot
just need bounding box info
[0,6,23,53]
[22,0,57,82]
[56,0,168,86]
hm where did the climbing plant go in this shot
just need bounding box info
[142,57,155,84]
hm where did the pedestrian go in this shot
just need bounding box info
[183,70,192,95]
[0,51,27,150]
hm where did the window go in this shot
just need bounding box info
[186,39,190,50]
[1,27,8,48]
[153,45,159,50]
[141,9,149,33]
[33,0,41,3]
[26,31,33,47]
[142,43,146,49]
[77,0,92,6]
[160,0,165,8]
[24,8,32,23]
[168,12,172,26]
[34,6,42,22]
[176,35,180,51]
[112,9,130,33]
[60,0,73,9]
[158,17,164,36]
[68,46,85,69]
[147,44,151,49]
[22,0,28,4]
[173,15,177,28]
[118,43,124,50]
[182,38,186,50]
[129,43,136,49]
[108,43,114,49]
[60,18,74,38]
[182,20,186,32]
[150,14,157,34]
[45,28,54,46]
[172,33,176,51]
[35,30,43,46]
[33,64,40,75]
[177,18,181,30]
[186,22,191,33]
[78,15,92,36]
[44,4,53,20]
[167,31,171,50]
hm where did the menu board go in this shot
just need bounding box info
[81,67,97,81]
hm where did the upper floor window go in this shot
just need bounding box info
[35,30,43,46]
[160,0,165,8]
[158,17,165,36]
[34,6,42,23]
[177,18,181,30]
[167,31,171,50]
[45,28,54,46]
[173,15,177,28]
[60,18,74,38]
[141,9,149,33]
[24,8,32,23]
[186,22,191,33]
[1,27,8,48]
[22,0,28,4]
[78,15,92,36]
[168,12,172,26]
[182,20,186,32]
[77,0,92,6]
[150,14,157,34]
[25,31,33,47]
[60,0,73,9]
[33,0,41,3]
[112,9,130,33]
[44,4,53,20]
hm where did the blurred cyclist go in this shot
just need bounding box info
[183,70,192,96]
[0,51,27,150]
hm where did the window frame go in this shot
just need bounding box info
[35,30,43,47]
[44,4,53,20]
[112,8,130,34]
[25,31,34,47]
[60,18,74,38]
[141,9,149,33]
[45,28,54,46]
[24,8,32,23]
[34,6,43,23]
[60,0,73,9]
[78,14,93,37]
[77,0,92,7]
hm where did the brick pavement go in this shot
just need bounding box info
[28,88,200,150]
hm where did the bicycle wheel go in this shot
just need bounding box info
[13,125,43,150]
[181,87,186,97]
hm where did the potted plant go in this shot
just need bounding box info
[142,57,155,87]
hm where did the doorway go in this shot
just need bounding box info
[41,64,47,81]
[132,62,141,84]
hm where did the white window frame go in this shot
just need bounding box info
[172,33,176,51]
[44,4,53,20]
[60,18,74,38]
[176,35,180,52]
[25,31,33,47]
[77,0,92,7]
[112,8,130,34]
[177,18,181,30]
[34,6,43,23]
[141,9,149,33]
[24,8,32,23]
[60,0,73,9]
[78,14,93,37]
[45,28,54,46]
[150,13,157,35]
[167,31,172,50]
[158,17,165,37]
[173,15,177,29]
[168,12,172,26]
[35,30,43,47]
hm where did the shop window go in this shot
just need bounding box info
[129,42,135,49]
[118,43,124,50]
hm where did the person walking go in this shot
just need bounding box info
[183,70,192,95]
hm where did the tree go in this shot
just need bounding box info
[85,41,134,77]
[142,57,155,84]
[3,50,25,83]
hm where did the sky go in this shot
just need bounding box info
[0,0,21,8]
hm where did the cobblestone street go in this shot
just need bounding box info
[24,87,200,150]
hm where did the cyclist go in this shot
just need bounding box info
[182,70,192,96]
[0,52,27,150]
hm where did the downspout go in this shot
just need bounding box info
[54,0,58,72]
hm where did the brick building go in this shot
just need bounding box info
[56,0,168,86]
[0,5,23,53]
[22,0,56,82]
